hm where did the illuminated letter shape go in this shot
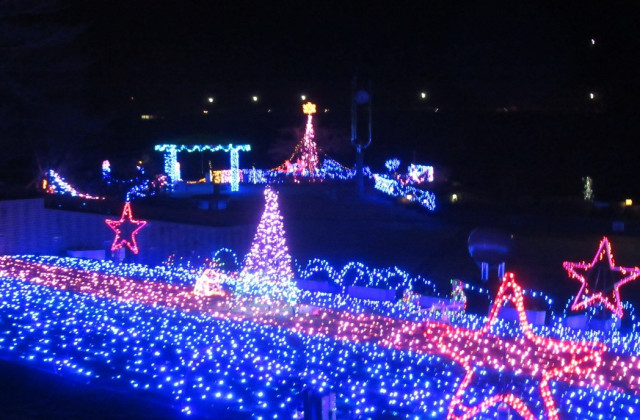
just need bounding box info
[563,236,640,318]
[444,273,606,420]
[105,202,148,254]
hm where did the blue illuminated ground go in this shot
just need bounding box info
[3,185,640,419]
[0,254,639,419]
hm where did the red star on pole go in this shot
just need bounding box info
[105,202,147,254]
[437,273,606,420]
[563,236,640,318]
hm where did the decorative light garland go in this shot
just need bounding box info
[373,173,437,211]
[404,164,434,185]
[43,169,105,200]
[211,169,244,186]
[385,158,400,173]
[125,175,168,202]
[211,248,241,273]
[102,160,111,184]
[154,144,251,190]
[583,176,594,201]
[244,167,268,184]
[318,159,356,181]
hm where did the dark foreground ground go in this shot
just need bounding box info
[3,182,640,418]
[0,359,184,420]
[0,357,254,419]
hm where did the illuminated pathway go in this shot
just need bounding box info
[0,256,639,418]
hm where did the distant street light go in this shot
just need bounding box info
[252,96,259,102]
[589,92,595,100]
[420,91,427,99]
[301,95,307,101]
[207,97,214,103]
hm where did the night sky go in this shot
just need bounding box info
[6,1,640,199]
[76,1,640,107]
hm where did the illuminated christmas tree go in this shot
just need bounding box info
[237,186,299,304]
[289,101,319,176]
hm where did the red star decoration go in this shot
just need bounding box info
[563,236,640,318]
[105,202,147,254]
[439,273,606,420]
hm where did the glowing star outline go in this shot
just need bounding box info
[442,273,606,420]
[563,236,640,318]
[105,202,147,254]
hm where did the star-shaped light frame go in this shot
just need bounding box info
[105,202,147,254]
[563,236,640,318]
[440,272,606,420]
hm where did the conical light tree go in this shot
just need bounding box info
[299,102,319,176]
[287,101,319,176]
[237,186,299,304]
